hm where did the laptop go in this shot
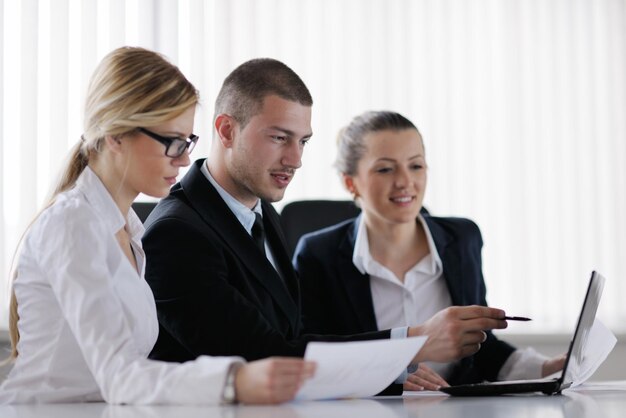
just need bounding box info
[439,270,605,396]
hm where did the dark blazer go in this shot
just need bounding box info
[293,214,516,384]
[142,159,392,364]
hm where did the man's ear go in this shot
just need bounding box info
[214,114,237,148]
[104,135,123,154]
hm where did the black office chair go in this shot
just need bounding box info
[280,200,361,258]
[132,201,158,223]
[280,200,431,258]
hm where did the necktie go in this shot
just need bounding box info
[251,212,266,257]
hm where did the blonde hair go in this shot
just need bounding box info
[7,46,199,360]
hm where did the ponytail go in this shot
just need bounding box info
[50,140,90,199]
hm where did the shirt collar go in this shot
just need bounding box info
[352,212,442,276]
[200,160,262,234]
[417,213,443,272]
[74,166,144,240]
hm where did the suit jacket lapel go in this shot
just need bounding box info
[426,217,466,305]
[180,160,299,330]
[337,216,379,332]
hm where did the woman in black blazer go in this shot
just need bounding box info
[293,111,565,390]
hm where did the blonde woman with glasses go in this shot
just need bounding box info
[0,47,314,405]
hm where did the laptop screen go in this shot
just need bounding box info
[560,271,605,385]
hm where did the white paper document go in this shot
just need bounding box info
[568,319,617,386]
[296,336,427,401]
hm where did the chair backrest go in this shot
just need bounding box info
[132,201,157,223]
[280,200,361,258]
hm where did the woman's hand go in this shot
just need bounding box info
[235,357,316,404]
[542,353,567,377]
[404,363,449,391]
[408,305,508,363]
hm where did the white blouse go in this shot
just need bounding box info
[0,167,242,404]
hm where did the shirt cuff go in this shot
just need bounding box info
[391,327,410,383]
[497,347,549,381]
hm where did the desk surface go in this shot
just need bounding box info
[1,387,624,418]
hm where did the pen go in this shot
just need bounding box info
[504,316,532,321]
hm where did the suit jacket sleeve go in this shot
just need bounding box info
[445,218,516,383]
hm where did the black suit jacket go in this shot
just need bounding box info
[293,215,516,384]
[142,159,392,364]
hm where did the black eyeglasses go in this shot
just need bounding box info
[138,127,199,158]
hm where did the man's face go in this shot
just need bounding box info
[227,95,312,206]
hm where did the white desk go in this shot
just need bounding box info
[1,387,624,418]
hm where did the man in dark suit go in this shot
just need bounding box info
[293,215,514,385]
[142,59,508,391]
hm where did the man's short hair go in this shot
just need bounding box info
[214,58,313,127]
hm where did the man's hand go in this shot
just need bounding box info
[235,357,316,404]
[408,305,508,363]
[404,363,450,391]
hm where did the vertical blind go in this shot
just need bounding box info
[1,0,625,334]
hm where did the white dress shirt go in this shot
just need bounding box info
[352,214,547,381]
[0,167,242,404]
